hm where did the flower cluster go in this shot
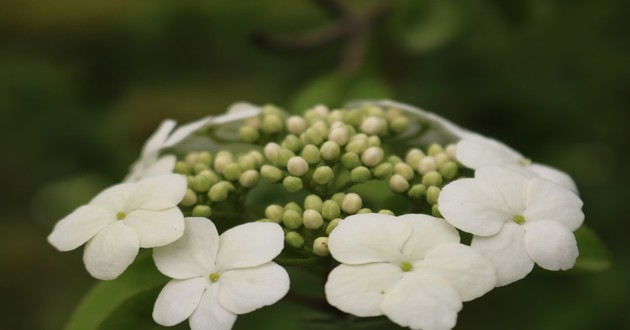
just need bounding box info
[48,100,584,330]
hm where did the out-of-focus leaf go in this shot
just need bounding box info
[64,251,168,330]
[573,225,611,272]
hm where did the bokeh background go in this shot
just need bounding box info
[1,0,628,329]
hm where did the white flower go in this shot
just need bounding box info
[456,134,579,194]
[438,166,584,286]
[210,102,262,125]
[325,213,496,330]
[152,218,289,330]
[48,174,187,280]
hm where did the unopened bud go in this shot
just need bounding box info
[405,149,425,169]
[301,127,324,146]
[282,135,303,152]
[341,193,362,214]
[418,156,438,174]
[428,143,444,156]
[408,184,427,199]
[192,205,212,217]
[313,166,334,185]
[184,152,199,165]
[285,232,305,248]
[434,153,450,168]
[287,157,309,177]
[260,165,284,183]
[239,126,260,143]
[197,152,213,166]
[389,174,409,193]
[357,208,373,214]
[262,114,284,134]
[275,148,295,168]
[223,163,242,181]
[426,186,441,205]
[237,154,257,171]
[341,152,361,169]
[445,144,457,160]
[214,151,234,174]
[422,171,443,187]
[304,194,323,212]
[326,218,341,234]
[346,109,364,127]
[351,166,371,183]
[174,161,192,175]
[439,161,458,180]
[264,142,281,160]
[285,202,303,214]
[394,163,415,180]
[346,136,367,154]
[387,155,403,164]
[301,144,321,165]
[303,209,324,229]
[328,110,345,124]
[320,141,341,161]
[432,205,443,218]
[286,116,307,134]
[361,147,384,167]
[361,117,386,135]
[390,116,410,133]
[378,209,395,216]
[367,136,381,147]
[282,209,303,229]
[313,237,329,256]
[208,181,234,202]
[283,176,303,192]
[331,192,346,205]
[312,121,330,137]
[328,126,350,146]
[239,170,259,188]
[248,151,264,167]
[265,204,284,223]
[321,200,341,220]
[192,174,213,193]
[181,189,198,207]
[262,104,283,116]
[373,163,393,179]
[193,163,210,175]
[313,104,330,117]
[199,170,220,186]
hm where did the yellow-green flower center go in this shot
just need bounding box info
[209,273,220,282]
[400,262,413,272]
[513,214,525,225]
[116,212,126,220]
[518,158,532,166]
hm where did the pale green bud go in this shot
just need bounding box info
[313,237,329,256]
[265,204,284,223]
[418,156,438,174]
[328,126,350,146]
[428,143,444,156]
[320,141,341,161]
[304,194,323,212]
[199,170,220,186]
[408,184,427,199]
[244,116,262,129]
[263,142,281,161]
[193,163,210,175]
[328,110,346,124]
[360,116,386,135]
[262,114,284,134]
[208,181,234,202]
[346,108,364,127]
[286,116,308,134]
[184,152,199,165]
[439,161,458,180]
[373,163,393,179]
[361,146,384,167]
[313,166,334,185]
[432,205,443,218]
[312,121,330,137]
[174,161,192,175]
[390,116,410,133]
[387,155,403,164]
[351,166,371,183]
[313,104,330,117]
[304,109,324,124]
[303,209,324,229]
[389,174,410,193]
[422,171,443,187]
[426,186,441,205]
[386,107,403,120]
[260,165,284,182]
[192,174,213,192]
[341,152,361,169]
[223,163,242,181]
[357,208,373,214]
[181,189,198,207]
[366,105,385,117]
[285,232,305,248]
[237,154,257,171]
[321,200,341,220]
[405,149,425,169]
[239,169,259,188]
[341,193,362,214]
[186,175,194,187]
[214,151,234,174]
[331,192,346,205]
[435,153,450,168]
[367,136,381,147]
[445,144,457,160]
[301,144,321,165]
[282,209,303,229]
[283,176,303,192]
[272,148,294,168]
[197,152,213,166]
[282,135,303,152]
[301,127,324,146]
[192,205,212,217]
[287,157,309,177]
[239,126,259,143]
[378,209,395,216]
[248,151,265,167]
[394,163,415,180]
[326,218,341,234]
[262,104,283,116]
[285,202,303,214]
[345,136,368,154]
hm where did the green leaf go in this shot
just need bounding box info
[573,225,611,272]
[64,251,169,330]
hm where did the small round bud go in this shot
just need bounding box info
[248,151,265,167]
[312,121,330,137]
[394,163,415,180]
[174,161,192,175]
[192,174,212,192]
[331,192,346,205]
[260,165,284,183]
[445,144,457,160]
[186,175,194,187]
[320,141,341,161]
[286,116,308,134]
[341,193,362,214]
[351,166,371,183]
[321,200,341,220]
[361,146,384,167]
[357,208,373,214]
[313,104,330,117]
[408,184,427,199]
[197,152,213,166]
[181,189,198,207]
[239,170,260,188]
[418,156,438,174]
[428,143,444,156]
[199,170,220,186]
[432,205,443,218]
[405,149,425,169]
[326,218,341,234]
[345,137,368,154]
[313,237,329,256]
[303,209,324,229]
[360,116,385,135]
[373,163,393,179]
[378,209,395,216]
[313,166,334,185]
[264,142,281,161]
[301,127,324,146]
[208,181,233,202]
[390,116,410,133]
[287,157,309,177]
[214,151,234,174]
[301,144,321,165]
[192,205,212,217]
[184,152,199,165]
[328,126,350,146]
[341,152,361,169]
[285,202,303,214]
[237,154,257,171]
[282,209,303,229]
[328,110,345,124]
[426,186,441,205]
[282,135,303,152]
[285,232,305,248]
[265,204,284,223]
[432,154,448,169]
[223,163,242,181]
[422,171,443,187]
[262,104,283,116]
[389,174,410,193]
[262,114,284,134]
[193,163,210,175]
[304,195,323,212]
[439,161,458,180]
[274,148,295,168]
[346,109,364,127]
[283,176,303,192]
[239,126,259,143]
[367,136,381,147]
[387,155,403,164]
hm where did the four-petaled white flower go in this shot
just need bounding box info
[438,166,584,286]
[48,174,187,280]
[152,217,290,330]
[455,134,578,194]
[325,213,496,330]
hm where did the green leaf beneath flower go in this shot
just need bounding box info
[573,225,611,272]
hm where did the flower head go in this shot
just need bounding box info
[438,166,584,286]
[325,213,496,330]
[48,174,187,280]
[152,218,289,330]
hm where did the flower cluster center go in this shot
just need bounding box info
[209,272,221,282]
[513,214,525,225]
[116,212,127,220]
[400,262,413,272]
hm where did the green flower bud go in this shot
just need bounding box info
[361,146,384,167]
[426,186,441,205]
[408,184,427,200]
[283,176,303,192]
[313,237,329,256]
[386,107,403,120]
[286,115,308,134]
[239,169,259,188]
[366,105,385,117]
[418,156,438,175]
[285,202,303,214]
[422,171,443,187]
[439,161,458,180]
[301,144,321,165]
[223,163,242,181]
[287,157,309,177]
[389,174,410,193]
[248,150,265,167]
[237,154,257,171]
[192,174,213,192]
[433,153,448,169]
[263,142,281,161]
[360,116,386,135]
[214,151,234,174]
[328,110,345,124]
[301,127,324,146]
[304,194,323,212]
[239,126,260,143]
[197,152,213,166]
[331,192,346,205]
[326,218,341,234]
[260,165,284,183]
[174,161,192,175]
[199,170,220,186]
[367,136,381,147]
[303,209,324,229]
[394,162,415,180]
[428,143,444,156]
[192,205,212,217]
[312,121,330,137]
[304,109,324,124]
[193,163,210,175]
[262,114,284,134]
[282,135,303,152]
[328,126,350,146]
[373,163,393,179]
[432,204,443,218]
[274,148,295,168]
[346,108,364,127]
[341,152,361,169]
[341,193,362,214]
[313,166,334,185]
[378,209,395,216]
[262,104,283,116]
[321,200,341,220]
[390,116,410,133]
[184,152,199,165]
[345,137,367,154]
[186,175,194,187]
[285,231,305,248]
[405,149,425,169]
[265,204,284,223]
[387,155,403,164]
[445,144,457,160]
[351,166,371,183]
[208,181,234,202]
[282,209,303,229]
[181,189,198,207]
[357,208,373,214]
[320,141,341,161]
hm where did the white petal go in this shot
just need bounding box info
[524,220,579,271]
[438,179,510,236]
[327,214,410,265]
[455,135,522,169]
[153,217,219,279]
[529,163,579,194]
[89,182,134,211]
[189,284,237,330]
[211,102,262,125]
[475,166,528,214]
[162,116,212,148]
[219,262,289,314]
[124,207,184,248]
[471,222,534,286]
[417,243,496,301]
[153,277,209,326]
[48,205,114,251]
[524,177,584,231]
[83,221,139,280]
[215,222,284,271]
[381,272,462,330]
[139,154,177,180]
[141,119,177,159]
[325,263,402,317]
[127,174,187,211]
[397,214,459,262]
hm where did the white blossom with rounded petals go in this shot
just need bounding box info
[325,213,496,330]
[152,218,289,330]
[209,102,262,125]
[48,174,187,280]
[438,166,584,286]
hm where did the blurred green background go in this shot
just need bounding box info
[1,0,628,329]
